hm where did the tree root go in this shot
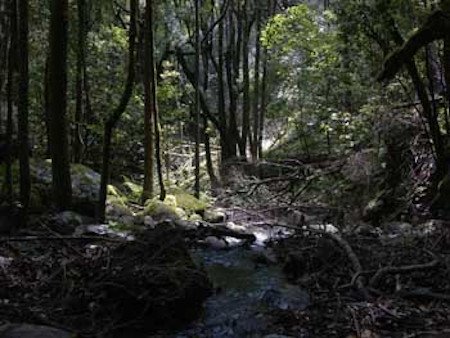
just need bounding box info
[369,250,440,287]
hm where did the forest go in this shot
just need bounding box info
[0,0,450,337]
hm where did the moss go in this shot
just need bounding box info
[188,213,203,222]
[142,198,184,221]
[107,195,128,208]
[164,194,177,208]
[121,179,143,202]
[172,191,209,214]
[107,185,122,197]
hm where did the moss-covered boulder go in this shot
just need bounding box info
[0,160,124,216]
[173,191,208,214]
[141,198,185,222]
[120,178,143,203]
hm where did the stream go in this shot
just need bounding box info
[175,223,311,338]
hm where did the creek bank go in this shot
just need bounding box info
[0,226,212,336]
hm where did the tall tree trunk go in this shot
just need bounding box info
[142,0,155,201]
[241,0,250,158]
[73,0,86,163]
[98,0,137,221]
[258,0,272,160]
[251,3,261,161]
[224,0,239,160]
[151,0,165,201]
[48,0,72,210]
[217,4,228,162]
[43,56,51,158]
[5,0,15,204]
[194,0,201,198]
[202,5,220,188]
[17,0,31,218]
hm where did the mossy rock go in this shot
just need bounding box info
[142,199,184,221]
[188,213,203,222]
[172,191,209,214]
[121,180,143,202]
[107,185,123,198]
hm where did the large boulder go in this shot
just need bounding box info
[27,160,101,215]
[141,198,185,222]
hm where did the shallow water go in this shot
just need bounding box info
[175,224,309,338]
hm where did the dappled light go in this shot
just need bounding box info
[1,0,450,337]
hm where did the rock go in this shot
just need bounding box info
[204,236,228,250]
[307,223,339,234]
[188,213,203,222]
[118,215,136,227]
[144,216,157,228]
[120,179,142,202]
[384,221,412,234]
[172,192,208,214]
[264,335,294,338]
[0,324,73,338]
[203,208,226,223]
[251,248,278,265]
[261,285,310,311]
[50,211,85,235]
[142,199,184,222]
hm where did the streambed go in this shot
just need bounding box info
[175,224,310,337]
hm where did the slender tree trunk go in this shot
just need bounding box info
[258,0,273,160]
[150,0,165,201]
[17,0,31,217]
[225,0,239,160]
[258,46,267,160]
[142,0,155,201]
[251,3,261,161]
[203,116,219,188]
[98,0,137,221]
[73,0,86,163]
[241,0,250,158]
[48,0,72,210]
[202,7,219,188]
[5,0,15,204]
[194,0,201,198]
[43,56,51,158]
[217,5,228,162]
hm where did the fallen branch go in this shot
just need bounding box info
[369,250,440,287]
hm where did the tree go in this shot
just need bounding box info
[142,0,166,202]
[48,0,72,210]
[98,0,137,221]
[17,0,31,217]
[378,2,450,179]
[194,0,201,198]
[73,0,87,163]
